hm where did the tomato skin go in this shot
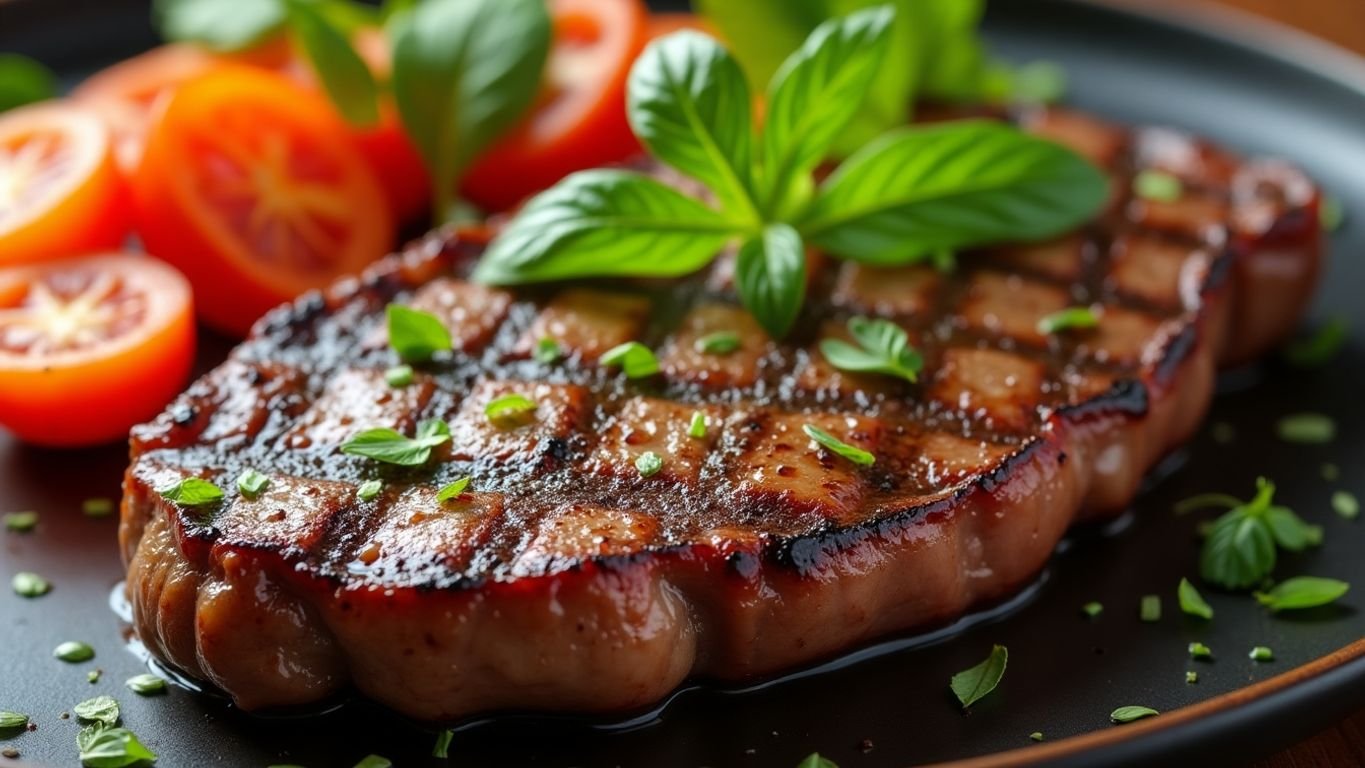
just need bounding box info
[130,67,394,337]
[0,254,195,447]
[462,0,649,212]
[0,102,130,266]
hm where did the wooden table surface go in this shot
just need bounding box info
[1202,1,1365,766]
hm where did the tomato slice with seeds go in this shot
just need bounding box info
[0,102,129,266]
[461,0,648,212]
[130,67,394,336]
[0,253,195,447]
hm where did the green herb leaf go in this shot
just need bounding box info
[1188,642,1213,660]
[950,644,1007,709]
[385,365,414,388]
[1177,578,1213,620]
[157,478,224,507]
[236,469,269,499]
[534,337,563,364]
[1139,594,1161,622]
[82,498,115,518]
[1320,194,1345,232]
[736,223,806,338]
[473,170,740,285]
[1263,504,1322,552]
[1282,316,1347,368]
[77,724,157,768]
[74,696,120,728]
[341,419,451,466]
[1110,705,1159,724]
[1333,491,1359,520]
[1249,646,1274,662]
[759,6,895,216]
[795,753,839,768]
[153,0,286,52]
[1007,61,1067,104]
[1174,493,1243,515]
[433,729,454,759]
[485,394,537,423]
[283,0,379,126]
[1201,508,1276,590]
[1276,413,1336,444]
[694,331,741,356]
[1081,601,1103,618]
[356,480,383,502]
[819,316,923,383]
[688,411,708,439]
[1029,731,1044,742]
[391,0,550,220]
[1037,306,1099,335]
[0,54,58,113]
[0,711,28,729]
[1132,169,1183,202]
[635,451,664,478]
[601,341,661,379]
[55,641,95,663]
[125,674,167,696]
[88,670,102,684]
[803,423,874,466]
[1254,576,1350,611]
[801,121,1106,264]
[436,477,471,503]
[13,571,50,598]
[628,31,759,222]
[386,305,452,363]
[353,756,393,768]
[4,510,37,532]
[1186,671,1199,684]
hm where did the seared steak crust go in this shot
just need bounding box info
[120,108,1322,719]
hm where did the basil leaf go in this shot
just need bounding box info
[387,305,452,363]
[1133,170,1183,203]
[485,394,537,423]
[473,170,740,284]
[74,696,120,728]
[83,498,115,518]
[236,468,269,499]
[55,641,95,663]
[688,411,708,439]
[283,0,379,127]
[341,419,450,466]
[0,711,28,729]
[1188,641,1213,660]
[1249,645,1274,661]
[356,480,383,502]
[385,365,414,388]
[1037,306,1100,335]
[818,316,922,383]
[1200,509,1275,590]
[1081,601,1102,618]
[1110,706,1159,724]
[1264,505,1322,552]
[1254,576,1350,611]
[353,756,392,768]
[735,223,806,339]
[627,32,759,222]
[436,477,470,503]
[1139,594,1161,622]
[78,725,157,768]
[4,510,38,532]
[800,121,1107,265]
[13,571,50,598]
[158,478,224,506]
[694,331,740,355]
[0,54,58,113]
[949,644,1007,709]
[154,0,286,52]
[1177,577,1213,620]
[802,423,874,467]
[125,674,168,696]
[692,1,825,89]
[1276,413,1336,444]
[534,337,562,364]
[390,0,550,219]
[601,342,660,379]
[1333,491,1359,521]
[795,754,839,768]
[759,6,894,217]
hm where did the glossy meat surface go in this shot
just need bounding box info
[120,108,1322,720]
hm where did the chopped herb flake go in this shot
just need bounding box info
[433,729,454,759]
[342,419,451,466]
[1132,169,1182,202]
[601,341,660,379]
[12,571,50,598]
[795,754,838,768]
[87,670,101,684]
[1081,601,1103,618]
[1276,413,1335,444]
[1254,576,1350,611]
[1333,491,1359,520]
[236,469,269,499]
[1037,306,1100,335]
[1282,317,1347,368]
[3,511,37,532]
[1186,671,1198,684]
[485,393,537,422]
[357,480,383,502]
[1322,463,1341,481]
[534,336,562,364]
[1188,642,1212,660]
[1249,646,1274,662]
[1029,731,1044,742]
[819,317,923,383]
[688,411,707,439]
[1178,578,1213,620]
[385,364,415,388]
[55,641,95,663]
[1139,594,1161,622]
[1110,705,1159,724]
[635,451,664,478]
[126,674,167,696]
[73,696,119,728]
[82,498,114,518]
[695,330,741,355]
[158,478,224,506]
[77,725,156,768]
[950,644,1007,709]
[436,477,471,503]
[803,424,874,467]
[386,304,452,363]
[0,712,28,730]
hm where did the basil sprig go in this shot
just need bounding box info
[1254,576,1350,611]
[950,644,1007,709]
[1177,478,1322,590]
[819,317,922,383]
[341,419,450,466]
[476,7,1104,338]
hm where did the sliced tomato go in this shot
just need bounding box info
[0,253,195,446]
[0,102,129,266]
[130,67,394,337]
[645,12,716,40]
[462,0,648,212]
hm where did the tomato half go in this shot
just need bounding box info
[461,0,648,212]
[0,253,195,447]
[0,102,129,266]
[130,67,394,337]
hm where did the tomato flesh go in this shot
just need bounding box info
[0,253,195,447]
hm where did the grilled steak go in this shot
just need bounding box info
[120,107,1322,720]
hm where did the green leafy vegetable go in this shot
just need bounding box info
[83,498,115,518]
[390,0,550,221]
[1333,491,1359,521]
[950,644,1007,709]
[534,337,563,364]
[341,419,451,466]
[4,510,37,532]
[1190,478,1321,590]
[1139,595,1161,622]
[0,711,28,730]
[77,724,157,768]
[1249,646,1274,662]
[688,411,708,439]
[1037,306,1099,335]
[1188,642,1212,660]
[694,331,741,355]
[385,365,414,388]
[1110,706,1159,724]
[125,674,167,696]
[236,469,269,499]
[0,54,58,113]
[433,729,454,759]
[803,423,874,467]
[1282,316,1347,368]
[1132,169,1182,202]
[356,480,383,502]
[819,316,923,383]
[485,394,537,423]
[601,341,660,379]
[282,0,379,126]
[386,305,452,363]
[157,478,224,506]
[1254,576,1350,611]
[154,0,286,52]
[736,223,806,337]
[1178,578,1213,620]
[635,451,664,478]
[436,477,471,503]
[1276,413,1336,444]
[1081,601,1103,618]
[13,571,50,598]
[74,696,120,728]
[55,641,96,663]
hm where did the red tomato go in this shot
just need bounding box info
[462,0,649,212]
[130,67,394,337]
[0,102,129,266]
[0,253,195,446]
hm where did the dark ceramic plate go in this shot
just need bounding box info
[2,1,1364,766]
